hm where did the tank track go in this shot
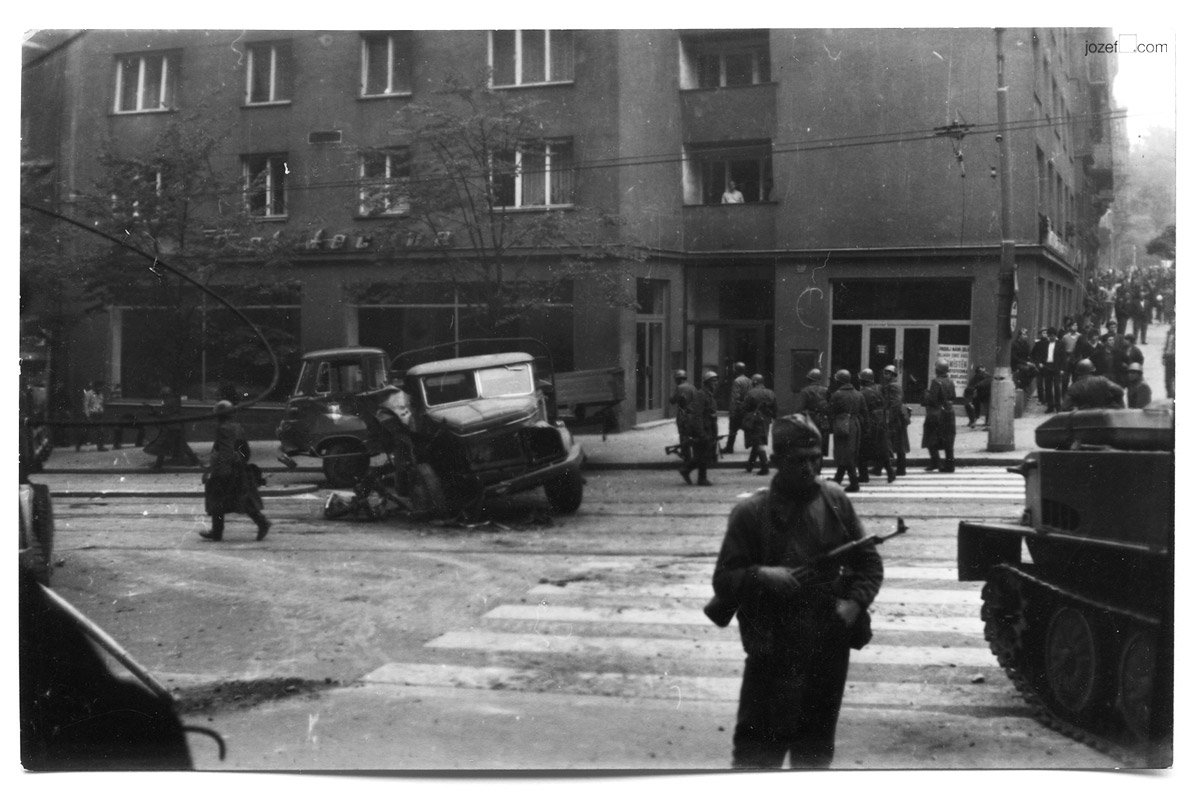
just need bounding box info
[981,564,1168,768]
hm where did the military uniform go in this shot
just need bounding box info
[712,419,883,768]
[680,376,719,485]
[670,377,698,462]
[880,373,910,476]
[741,378,777,475]
[858,379,894,483]
[796,378,831,455]
[921,371,957,472]
[724,369,753,453]
[828,380,866,491]
[1063,375,1126,410]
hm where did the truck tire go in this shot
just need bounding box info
[322,442,370,488]
[410,464,449,518]
[544,466,584,513]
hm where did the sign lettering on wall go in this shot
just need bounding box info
[937,344,971,394]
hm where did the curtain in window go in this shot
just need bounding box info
[549,142,574,205]
[521,146,547,206]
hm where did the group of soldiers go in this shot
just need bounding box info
[671,360,940,492]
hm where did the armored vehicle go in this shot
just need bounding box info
[958,404,1173,766]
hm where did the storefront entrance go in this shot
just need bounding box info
[695,323,773,410]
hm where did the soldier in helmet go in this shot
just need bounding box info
[828,370,866,492]
[796,368,831,455]
[1063,359,1125,410]
[712,413,883,768]
[680,370,720,486]
[723,362,752,454]
[880,365,910,477]
[857,369,895,483]
[200,400,271,542]
[1125,363,1152,409]
[741,374,777,475]
[670,369,698,465]
[921,359,957,473]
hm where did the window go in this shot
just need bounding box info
[492,140,575,208]
[490,30,574,87]
[243,154,288,218]
[361,32,412,96]
[683,142,773,205]
[246,41,293,104]
[114,52,178,113]
[110,168,165,223]
[359,148,411,216]
[681,31,770,90]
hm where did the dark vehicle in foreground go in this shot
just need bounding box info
[957,403,1173,766]
[279,340,586,515]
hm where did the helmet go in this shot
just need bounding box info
[673,369,687,380]
[733,362,746,372]
[1074,359,1096,376]
[858,368,874,383]
[702,370,719,383]
[214,400,235,416]
[1127,362,1143,373]
[882,365,897,376]
[750,373,764,384]
[772,414,823,457]
[806,368,823,382]
[834,369,852,384]
[935,359,950,375]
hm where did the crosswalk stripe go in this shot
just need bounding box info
[362,663,1016,707]
[425,630,999,667]
[528,583,981,606]
[484,603,984,634]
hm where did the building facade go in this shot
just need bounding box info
[21,28,1118,426]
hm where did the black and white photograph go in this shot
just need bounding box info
[15,7,1183,792]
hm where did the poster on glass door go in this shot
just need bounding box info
[936,344,970,394]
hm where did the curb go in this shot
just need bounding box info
[47,484,323,499]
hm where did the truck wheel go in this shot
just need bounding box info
[410,464,449,518]
[323,442,369,488]
[545,466,584,513]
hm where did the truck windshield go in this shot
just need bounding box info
[420,363,533,406]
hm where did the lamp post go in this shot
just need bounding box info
[988,28,1016,452]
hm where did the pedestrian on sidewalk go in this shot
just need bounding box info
[200,400,270,542]
[921,359,957,473]
[1163,322,1175,399]
[670,370,697,466]
[711,413,883,769]
[143,386,200,471]
[964,366,993,429]
[723,362,752,454]
[741,374,776,475]
[828,370,865,492]
[679,371,719,486]
[75,381,108,452]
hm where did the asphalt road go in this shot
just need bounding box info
[43,466,1122,772]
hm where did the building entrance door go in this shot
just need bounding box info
[695,323,770,410]
[635,320,665,422]
[866,325,933,402]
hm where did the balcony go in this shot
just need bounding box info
[679,82,777,143]
[682,202,776,251]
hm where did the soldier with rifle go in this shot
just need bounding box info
[710,414,885,768]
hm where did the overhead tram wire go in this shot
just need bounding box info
[20,202,281,431]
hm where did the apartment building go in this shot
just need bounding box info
[21,28,1118,427]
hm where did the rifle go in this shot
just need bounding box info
[665,434,725,459]
[704,516,908,627]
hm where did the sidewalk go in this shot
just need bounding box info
[37,319,1171,492]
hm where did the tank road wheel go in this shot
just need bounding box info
[1116,630,1157,742]
[1043,606,1101,719]
[322,442,370,488]
[544,466,584,514]
[409,464,449,519]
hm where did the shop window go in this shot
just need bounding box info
[832,279,972,321]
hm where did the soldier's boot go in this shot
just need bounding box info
[832,467,845,485]
[885,457,896,483]
[846,472,861,493]
[895,452,907,476]
[697,467,713,487]
[939,450,956,473]
[200,515,224,541]
[858,465,870,483]
[924,449,941,472]
[679,465,693,485]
